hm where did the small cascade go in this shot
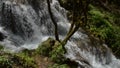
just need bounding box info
[65,30,120,68]
[0,0,119,68]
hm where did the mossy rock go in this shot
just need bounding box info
[35,38,78,67]
[49,41,66,63]
[36,37,66,63]
[36,38,55,56]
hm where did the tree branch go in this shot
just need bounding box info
[46,0,60,41]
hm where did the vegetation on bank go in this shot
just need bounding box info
[87,5,120,57]
[0,46,37,68]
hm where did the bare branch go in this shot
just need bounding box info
[46,0,60,41]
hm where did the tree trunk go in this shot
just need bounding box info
[62,22,80,45]
[46,0,60,41]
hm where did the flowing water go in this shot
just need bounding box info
[0,0,120,68]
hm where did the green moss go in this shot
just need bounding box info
[35,38,77,67]
[11,53,37,68]
[0,50,37,68]
[0,56,13,68]
[36,38,55,56]
[36,38,67,63]
[49,41,66,63]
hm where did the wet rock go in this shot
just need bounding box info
[0,32,6,41]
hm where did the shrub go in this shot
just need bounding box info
[87,5,120,56]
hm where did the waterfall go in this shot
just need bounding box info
[0,0,120,68]
[0,0,69,51]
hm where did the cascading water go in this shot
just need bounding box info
[0,0,69,51]
[65,31,120,68]
[0,0,119,68]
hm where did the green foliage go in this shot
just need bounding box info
[35,38,78,67]
[0,51,37,68]
[50,42,66,63]
[36,38,66,63]
[88,5,120,56]
[12,53,37,68]
[88,5,112,39]
[36,38,54,56]
[0,56,13,68]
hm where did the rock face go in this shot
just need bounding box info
[0,32,6,41]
